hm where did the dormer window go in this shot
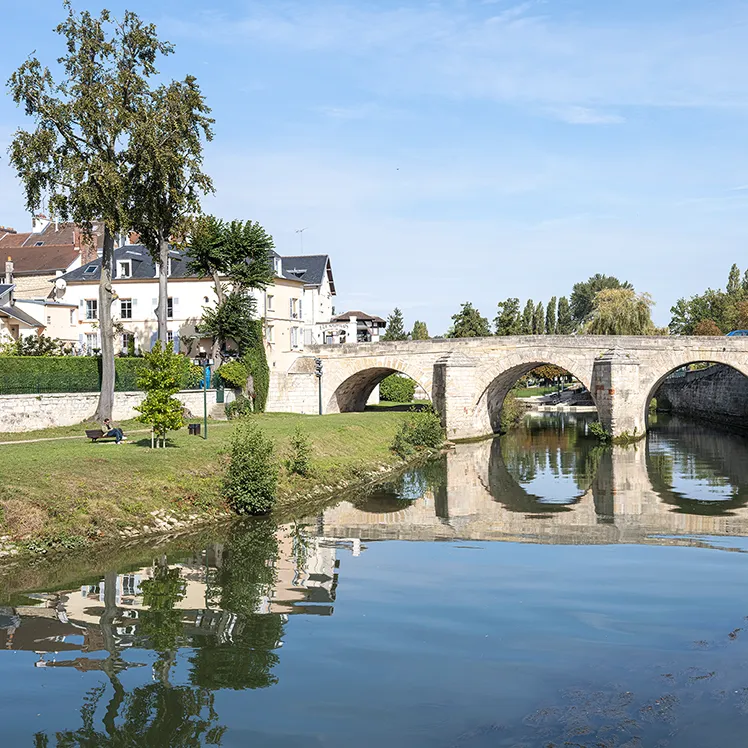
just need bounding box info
[34,241,44,246]
[117,260,131,278]
[84,265,97,275]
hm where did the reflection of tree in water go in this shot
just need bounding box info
[190,517,285,691]
[646,415,748,516]
[34,682,226,747]
[490,415,604,514]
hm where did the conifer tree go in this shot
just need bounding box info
[383,308,408,341]
[545,296,557,334]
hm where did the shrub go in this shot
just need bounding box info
[217,360,249,390]
[225,395,254,420]
[223,422,278,514]
[589,421,611,442]
[286,426,312,477]
[379,374,417,403]
[392,406,445,458]
[500,392,525,433]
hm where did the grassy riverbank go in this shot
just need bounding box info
[0,411,412,553]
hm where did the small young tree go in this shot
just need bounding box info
[136,342,186,447]
[286,426,312,477]
[411,320,429,340]
[223,422,278,514]
[545,296,557,334]
[383,308,407,341]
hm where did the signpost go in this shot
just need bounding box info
[314,357,323,415]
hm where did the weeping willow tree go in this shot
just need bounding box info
[584,288,662,336]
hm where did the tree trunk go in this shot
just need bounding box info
[95,227,116,421]
[211,270,224,367]
[157,236,169,345]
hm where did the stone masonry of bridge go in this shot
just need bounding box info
[266,335,748,440]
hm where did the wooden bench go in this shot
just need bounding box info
[85,429,117,442]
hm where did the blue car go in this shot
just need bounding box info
[726,330,748,336]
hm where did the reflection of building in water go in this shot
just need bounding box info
[0,525,354,661]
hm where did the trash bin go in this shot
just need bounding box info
[188,423,201,436]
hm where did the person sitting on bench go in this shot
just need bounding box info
[103,418,126,444]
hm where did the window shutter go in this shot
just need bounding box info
[289,299,293,318]
[299,300,303,320]
[132,298,138,306]
[173,298,179,306]
[150,332,157,351]
[78,333,85,349]
[151,298,157,307]
[79,299,85,308]
[173,331,180,354]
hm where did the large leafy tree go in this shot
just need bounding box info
[521,299,534,335]
[8,4,171,420]
[570,274,632,326]
[545,296,557,334]
[189,216,275,364]
[411,320,429,340]
[382,308,407,341]
[583,288,659,335]
[494,298,521,336]
[447,302,491,338]
[129,77,214,344]
[557,296,573,334]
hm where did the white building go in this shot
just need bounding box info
[53,244,338,363]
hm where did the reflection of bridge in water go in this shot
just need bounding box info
[319,415,748,548]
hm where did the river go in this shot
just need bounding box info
[2,413,748,746]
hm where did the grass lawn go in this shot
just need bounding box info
[0,411,411,543]
[512,386,560,398]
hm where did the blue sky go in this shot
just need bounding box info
[2,0,747,333]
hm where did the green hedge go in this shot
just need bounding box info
[0,357,152,395]
[380,374,417,403]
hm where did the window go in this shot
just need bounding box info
[267,294,274,311]
[47,316,51,325]
[34,241,44,246]
[85,332,97,354]
[290,326,299,348]
[85,299,98,320]
[120,299,132,319]
[266,325,274,343]
[117,260,131,278]
[289,298,299,319]
[84,265,97,275]
[121,332,135,355]
[167,331,174,344]
[167,298,173,318]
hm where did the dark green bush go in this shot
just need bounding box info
[379,374,417,403]
[392,406,445,458]
[225,395,254,420]
[223,422,278,515]
[286,426,312,477]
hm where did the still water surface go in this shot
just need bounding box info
[2,414,748,746]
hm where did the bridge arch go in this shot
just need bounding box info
[470,350,598,435]
[324,356,433,413]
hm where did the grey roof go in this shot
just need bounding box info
[0,305,43,327]
[60,245,337,293]
[280,255,335,293]
[59,245,197,282]
[0,284,13,299]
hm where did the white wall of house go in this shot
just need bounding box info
[13,300,79,343]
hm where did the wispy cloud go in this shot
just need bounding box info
[546,106,625,125]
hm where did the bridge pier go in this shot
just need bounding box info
[433,352,485,441]
[591,347,646,441]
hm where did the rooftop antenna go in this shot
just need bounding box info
[295,227,308,254]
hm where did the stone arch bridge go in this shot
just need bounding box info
[268,336,748,440]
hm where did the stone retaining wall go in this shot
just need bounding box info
[0,389,233,433]
[656,364,748,430]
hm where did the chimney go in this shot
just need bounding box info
[0,226,16,235]
[5,256,13,286]
[32,214,51,234]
